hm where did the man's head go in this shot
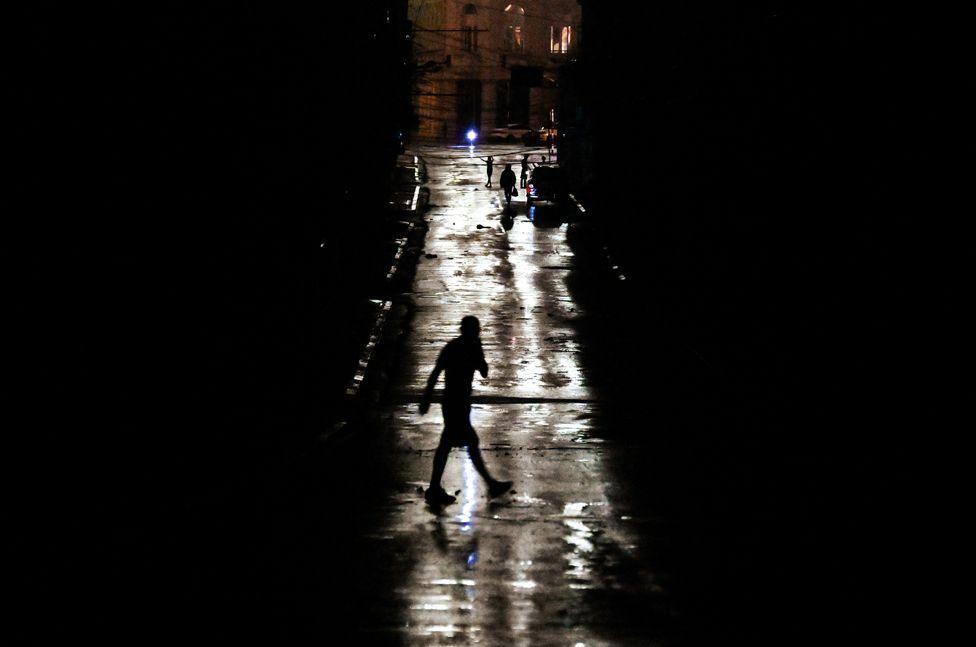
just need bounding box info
[487,156,493,161]
[505,163,512,170]
[460,315,480,339]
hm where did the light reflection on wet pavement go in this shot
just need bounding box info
[363,145,667,645]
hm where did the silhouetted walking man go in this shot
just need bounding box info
[500,164,517,208]
[520,154,529,188]
[419,316,512,505]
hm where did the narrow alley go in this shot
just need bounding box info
[351,144,672,645]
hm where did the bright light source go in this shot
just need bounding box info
[466,129,478,142]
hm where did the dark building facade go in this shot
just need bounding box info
[9,3,415,639]
[572,2,943,645]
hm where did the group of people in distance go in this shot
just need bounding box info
[478,153,550,208]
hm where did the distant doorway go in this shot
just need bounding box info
[456,79,482,138]
[495,81,510,126]
[509,82,529,125]
[509,66,541,125]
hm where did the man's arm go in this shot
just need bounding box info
[476,342,488,378]
[419,352,444,414]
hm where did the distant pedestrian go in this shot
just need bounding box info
[478,155,494,187]
[546,130,554,155]
[520,154,529,188]
[419,316,512,505]
[500,164,517,207]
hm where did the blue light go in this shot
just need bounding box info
[466,129,478,142]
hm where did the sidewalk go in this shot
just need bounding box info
[318,151,430,430]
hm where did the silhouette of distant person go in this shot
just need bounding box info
[478,155,494,187]
[520,154,529,188]
[419,316,512,505]
[546,130,554,155]
[500,164,517,208]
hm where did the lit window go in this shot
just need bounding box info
[550,25,573,54]
[506,4,525,52]
[508,25,523,51]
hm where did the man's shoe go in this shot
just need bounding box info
[424,486,456,505]
[488,480,513,498]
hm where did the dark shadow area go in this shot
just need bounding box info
[560,3,955,646]
[7,4,412,640]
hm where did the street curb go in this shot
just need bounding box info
[345,299,393,399]
[318,154,430,446]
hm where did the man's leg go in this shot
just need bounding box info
[467,436,513,497]
[425,438,456,504]
[429,441,450,489]
[465,435,495,484]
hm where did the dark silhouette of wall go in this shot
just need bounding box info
[574,2,949,645]
[7,3,413,638]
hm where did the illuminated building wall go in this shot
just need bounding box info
[409,0,581,140]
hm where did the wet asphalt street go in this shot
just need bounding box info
[350,144,672,645]
[272,142,921,647]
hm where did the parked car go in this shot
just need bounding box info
[486,123,539,144]
[526,165,566,207]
